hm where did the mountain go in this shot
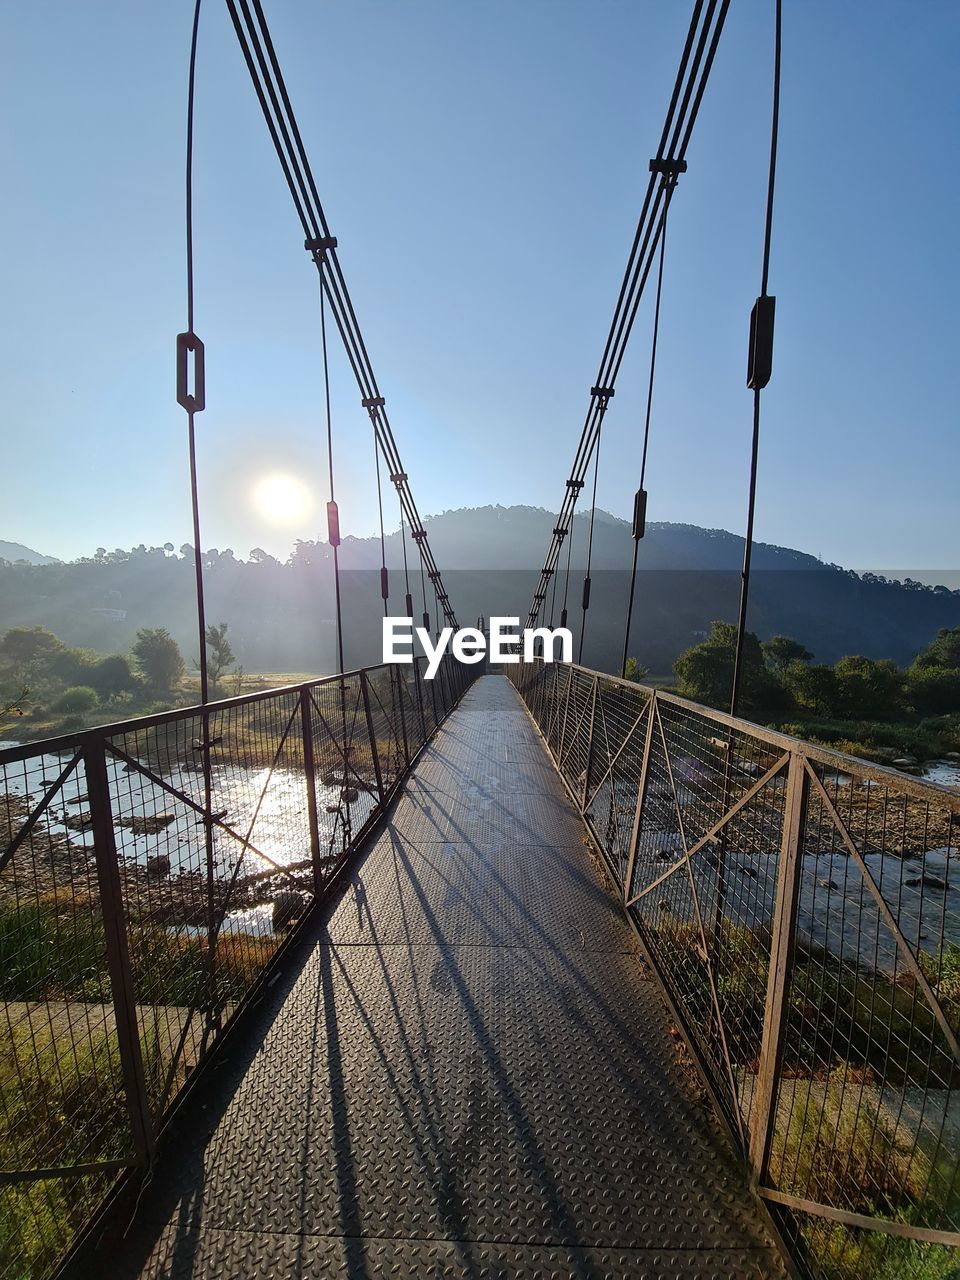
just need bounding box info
[0,508,957,676]
[0,541,59,566]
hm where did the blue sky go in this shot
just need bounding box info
[2,0,958,569]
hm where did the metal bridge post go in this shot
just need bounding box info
[84,736,155,1167]
[556,665,575,767]
[299,686,324,898]
[360,669,386,807]
[748,749,806,1178]
[412,656,428,746]
[392,664,410,769]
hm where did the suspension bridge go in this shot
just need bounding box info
[1,3,958,1280]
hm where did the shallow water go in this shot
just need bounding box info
[0,740,374,882]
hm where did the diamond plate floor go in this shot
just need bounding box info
[107,675,784,1279]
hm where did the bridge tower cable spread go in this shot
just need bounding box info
[729,0,781,717]
[225,0,459,631]
[524,0,729,634]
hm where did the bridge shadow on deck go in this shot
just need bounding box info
[103,676,784,1279]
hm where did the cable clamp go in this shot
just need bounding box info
[747,295,776,390]
[566,479,584,492]
[590,385,615,404]
[305,235,337,258]
[176,332,205,414]
[412,529,427,543]
[543,567,554,579]
[553,526,567,541]
[389,471,408,487]
[649,157,686,177]
[632,487,648,541]
[361,396,385,412]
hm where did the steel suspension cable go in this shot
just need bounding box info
[372,426,389,616]
[319,262,345,677]
[183,0,208,707]
[620,199,670,676]
[178,0,219,970]
[560,504,576,630]
[398,500,412,616]
[729,0,782,717]
[577,424,604,664]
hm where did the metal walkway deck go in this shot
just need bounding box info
[109,675,784,1279]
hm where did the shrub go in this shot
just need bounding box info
[52,685,99,716]
[89,654,139,698]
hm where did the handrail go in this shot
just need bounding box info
[0,652,481,1279]
[0,660,411,764]
[508,658,960,1278]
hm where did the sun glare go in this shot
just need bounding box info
[252,472,313,527]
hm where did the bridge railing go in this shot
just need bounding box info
[508,658,960,1280]
[0,653,477,1279]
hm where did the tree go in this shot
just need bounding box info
[784,662,839,717]
[133,628,186,693]
[204,622,235,690]
[0,626,64,667]
[762,635,813,675]
[913,627,960,670]
[905,666,960,715]
[833,655,904,720]
[89,654,140,698]
[673,621,783,720]
[622,657,650,683]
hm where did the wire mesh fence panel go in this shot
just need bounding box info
[309,675,377,883]
[582,676,651,887]
[415,656,440,743]
[556,668,594,796]
[0,658,480,1280]
[398,662,428,758]
[0,746,137,1280]
[629,697,791,1134]
[760,757,960,1279]
[509,659,960,1280]
[362,668,404,796]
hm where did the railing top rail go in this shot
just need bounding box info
[522,658,960,811]
[0,658,428,767]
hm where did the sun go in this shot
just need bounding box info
[251,473,313,527]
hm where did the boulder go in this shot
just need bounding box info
[126,812,176,836]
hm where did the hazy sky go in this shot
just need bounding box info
[2,1,958,569]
